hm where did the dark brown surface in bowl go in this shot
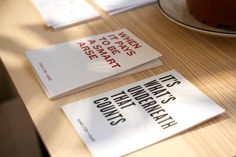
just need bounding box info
[186,0,236,30]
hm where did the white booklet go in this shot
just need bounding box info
[92,0,156,15]
[31,0,100,29]
[62,70,225,157]
[26,29,162,99]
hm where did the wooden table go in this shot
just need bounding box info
[0,0,236,157]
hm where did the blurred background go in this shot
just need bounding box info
[0,58,50,157]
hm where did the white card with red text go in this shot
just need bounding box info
[61,70,225,157]
[26,28,162,99]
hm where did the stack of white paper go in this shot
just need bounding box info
[31,0,100,29]
[92,0,156,15]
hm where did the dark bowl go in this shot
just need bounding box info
[186,0,236,30]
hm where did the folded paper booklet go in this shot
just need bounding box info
[92,0,156,15]
[31,0,100,29]
[62,70,225,157]
[26,29,162,99]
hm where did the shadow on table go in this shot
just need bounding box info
[0,58,50,157]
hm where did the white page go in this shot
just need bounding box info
[106,0,156,15]
[93,0,155,13]
[52,58,162,99]
[108,1,156,15]
[62,70,225,157]
[31,0,100,28]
